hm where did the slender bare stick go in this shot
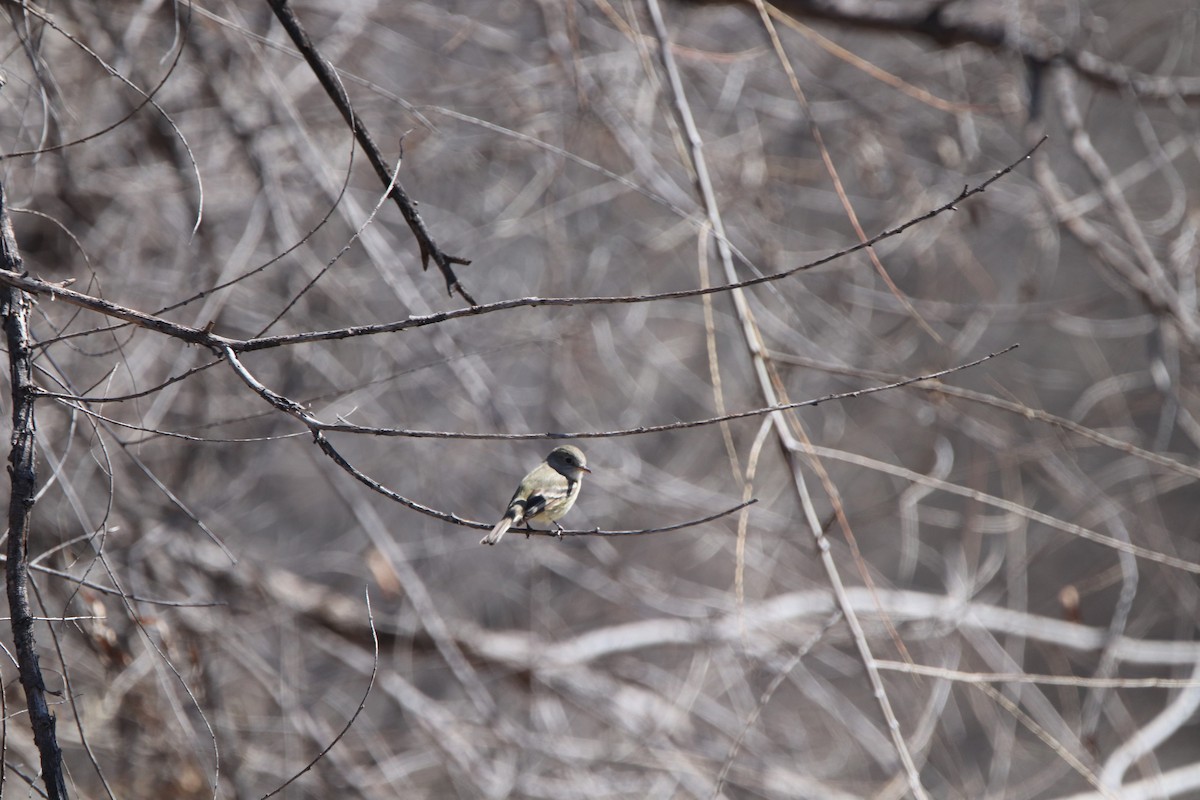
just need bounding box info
[0,140,1040,357]
[644,1,931,795]
[221,345,753,535]
[264,0,475,303]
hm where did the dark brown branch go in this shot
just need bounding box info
[500,498,758,538]
[236,139,1040,351]
[320,424,755,535]
[729,0,1200,100]
[222,346,753,535]
[0,138,1041,358]
[265,0,476,303]
[0,184,68,799]
[0,271,228,348]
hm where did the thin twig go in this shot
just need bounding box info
[221,345,754,535]
[0,557,224,608]
[0,141,1042,356]
[759,0,1200,100]
[50,345,1015,445]
[753,0,944,345]
[288,345,1019,440]
[770,350,1200,483]
[711,611,843,799]
[645,2,931,794]
[261,589,379,799]
[803,443,1200,575]
[264,0,475,302]
[0,4,205,237]
[254,151,403,337]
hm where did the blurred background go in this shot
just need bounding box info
[1,0,1199,797]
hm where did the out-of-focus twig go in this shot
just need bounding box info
[261,589,379,799]
[645,1,929,794]
[729,0,1200,100]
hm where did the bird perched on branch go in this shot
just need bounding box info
[482,446,590,545]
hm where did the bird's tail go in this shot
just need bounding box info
[481,513,515,545]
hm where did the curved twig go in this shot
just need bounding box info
[221,345,754,535]
[0,138,1041,357]
[260,589,379,799]
[755,0,1200,100]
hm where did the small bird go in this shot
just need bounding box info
[482,445,590,545]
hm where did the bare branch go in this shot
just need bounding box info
[0,139,1040,358]
[0,182,68,799]
[265,0,476,303]
[260,589,379,799]
[222,345,754,535]
[750,0,1200,99]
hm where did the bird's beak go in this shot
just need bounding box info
[581,465,593,473]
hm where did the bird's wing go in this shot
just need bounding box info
[508,464,570,522]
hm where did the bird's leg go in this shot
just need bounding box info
[553,521,566,540]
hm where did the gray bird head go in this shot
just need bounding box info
[547,445,590,479]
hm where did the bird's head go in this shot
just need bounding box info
[547,445,590,479]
